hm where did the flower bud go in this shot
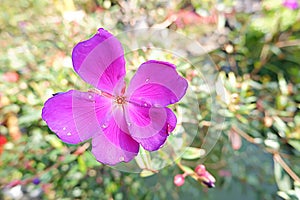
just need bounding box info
[195,164,206,176]
[199,171,216,188]
[202,180,215,188]
[174,174,185,187]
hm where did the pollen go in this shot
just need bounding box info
[115,96,126,105]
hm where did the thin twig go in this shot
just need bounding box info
[276,39,300,48]
[274,153,300,184]
[232,125,300,184]
[231,126,257,144]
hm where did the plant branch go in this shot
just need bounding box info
[276,39,300,48]
[273,153,300,184]
[232,125,300,184]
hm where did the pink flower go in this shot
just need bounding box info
[283,0,299,10]
[42,28,188,165]
[174,174,185,187]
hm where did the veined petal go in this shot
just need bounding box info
[125,102,177,151]
[135,108,177,151]
[42,90,112,144]
[72,28,126,94]
[126,60,188,107]
[91,108,139,165]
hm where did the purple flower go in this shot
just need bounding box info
[32,178,40,185]
[283,0,299,10]
[42,28,188,165]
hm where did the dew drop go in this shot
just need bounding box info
[67,132,72,136]
[63,127,66,131]
[102,123,107,128]
[167,124,171,134]
[127,122,131,126]
[88,95,93,99]
[144,103,148,107]
[119,156,125,161]
[145,78,150,82]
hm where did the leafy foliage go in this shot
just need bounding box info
[0,0,299,199]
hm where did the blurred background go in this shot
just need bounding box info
[0,0,300,199]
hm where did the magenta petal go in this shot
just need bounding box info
[91,109,139,165]
[72,28,126,93]
[42,90,112,144]
[126,60,188,107]
[283,0,299,9]
[125,102,177,151]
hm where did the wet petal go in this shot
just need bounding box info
[127,60,188,107]
[72,28,126,93]
[42,90,112,144]
[91,108,139,165]
[125,103,177,151]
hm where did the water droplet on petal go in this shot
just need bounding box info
[127,122,131,126]
[167,124,171,134]
[63,127,66,131]
[119,156,124,161]
[67,132,72,136]
[102,123,107,128]
[145,78,150,82]
[144,103,148,107]
[88,95,93,99]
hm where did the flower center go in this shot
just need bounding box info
[115,96,126,105]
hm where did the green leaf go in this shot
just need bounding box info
[62,154,77,164]
[45,135,63,149]
[288,140,300,152]
[135,148,152,169]
[273,116,288,137]
[274,159,292,192]
[181,147,206,160]
[83,152,101,168]
[140,169,155,177]
[78,155,87,174]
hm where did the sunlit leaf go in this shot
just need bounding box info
[274,159,292,192]
[78,155,87,174]
[181,147,205,160]
[140,169,155,177]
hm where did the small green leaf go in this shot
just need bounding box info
[140,169,155,177]
[83,152,101,167]
[45,135,63,149]
[135,149,152,169]
[273,116,288,137]
[274,159,292,192]
[288,140,300,152]
[78,155,87,174]
[181,147,205,160]
[62,154,77,164]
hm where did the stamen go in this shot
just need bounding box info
[115,96,126,104]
